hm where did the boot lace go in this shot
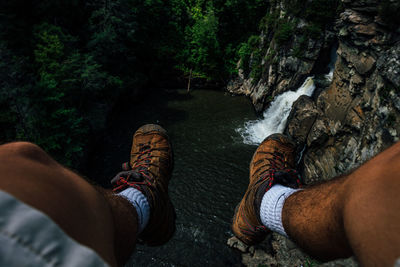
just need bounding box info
[257,151,301,189]
[111,144,155,192]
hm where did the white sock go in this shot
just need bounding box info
[259,184,300,237]
[118,187,150,233]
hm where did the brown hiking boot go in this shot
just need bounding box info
[111,124,175,246]
[232,133,302,245]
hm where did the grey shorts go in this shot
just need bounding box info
[0,190,109,267]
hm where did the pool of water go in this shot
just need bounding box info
[86,89,258,266]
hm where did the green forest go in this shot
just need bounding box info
[0,0,268,166]
[3,0,396,168]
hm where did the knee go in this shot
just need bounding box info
[0,142,54,165]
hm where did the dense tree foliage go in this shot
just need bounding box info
[0,0,267,167]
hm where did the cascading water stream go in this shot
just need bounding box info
[237,77,316,145]
[325,44,338,81]
[237,45,338,146]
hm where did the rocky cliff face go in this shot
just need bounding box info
[228,0,400,266]
[289,0,399,183]
[227,0,337,112]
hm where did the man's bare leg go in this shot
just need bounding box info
[283,142,400,266]
[0,124,175,266]
[232,134,400,266]
[0,141,138,266]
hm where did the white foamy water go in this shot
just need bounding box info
[325,69,334,82]
[237,77,316,145]
[324,45,338,82]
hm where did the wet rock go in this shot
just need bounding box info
[303,145,338,184]
[393,94,400,112]
[338,44,376,75]
[352,23,377,36]
[242,249,277,267]
[377,43,400,88]
[353,54,376,75]
[350,73,364,85]
[306,117,331,148]
[285,96,319,146]
[317,78,353,122]
[345,105,365,131]
[236,232,359,267]
[227,236,249,253]
[342,9,370,24]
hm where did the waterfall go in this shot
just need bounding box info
[237,44,338,146]
[324,44,338,82]
[237,77,316,145]
[325,68,334,82]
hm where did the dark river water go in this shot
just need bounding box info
[86,88,258,266]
